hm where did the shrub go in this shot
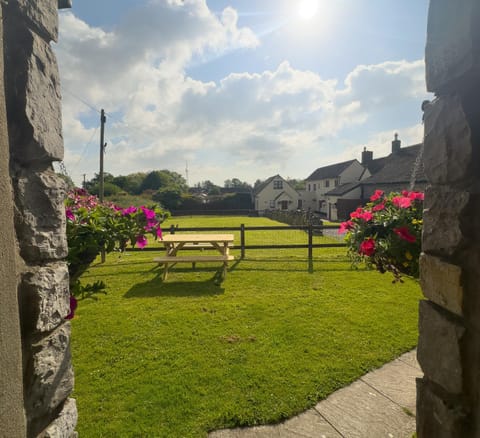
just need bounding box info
[340,189,424,281]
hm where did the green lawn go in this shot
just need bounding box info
[71,216,421,437]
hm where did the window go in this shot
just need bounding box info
[280,200,288,210]
[335,178,340,187]
[297,200,302,209]
[273,180,283,189]
[308,184,311,191]
[325,180,330,188]
[269,200,275,208]
[313,184,316,191]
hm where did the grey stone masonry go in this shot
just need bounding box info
[419,0,480,436]
[2,0,76,436]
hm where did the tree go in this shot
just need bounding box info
[139,170,188,194]
[152,187,183,210]
[112,172,146,194]
[224,178,251,189]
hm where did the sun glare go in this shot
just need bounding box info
[298,0,319,21]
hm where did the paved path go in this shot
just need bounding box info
[210,350,421,438]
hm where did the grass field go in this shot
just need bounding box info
[71,216,421,437]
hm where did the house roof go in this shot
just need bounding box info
[361,144,426,185]
[306,160,358,181]
[254,175,299,196]
[254,175,280,195]
[274,191,293,201]
[325,181,361,196]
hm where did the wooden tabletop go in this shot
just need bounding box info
[161,234,234,243]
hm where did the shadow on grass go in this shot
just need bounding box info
[124,268,225,298]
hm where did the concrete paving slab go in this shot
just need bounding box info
[315,379,416,438]
[282,408,342,437]
[209,425,301,437]
[361,357,422,413]
[397,350,421,371]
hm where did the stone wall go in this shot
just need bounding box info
[417,0,480,436]
[0,5,27,436]
[1,0,77,436]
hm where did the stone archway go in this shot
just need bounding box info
[417,0,480,436]
[1,0,479,436]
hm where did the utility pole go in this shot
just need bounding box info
[185,161,189,187]
[82,173,86,189]
[99,109,107,202]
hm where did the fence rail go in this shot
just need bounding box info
[126,224,346,272]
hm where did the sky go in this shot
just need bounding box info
[55,0,431,187]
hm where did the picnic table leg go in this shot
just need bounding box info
[163,262,169,280]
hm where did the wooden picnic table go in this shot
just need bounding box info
[154,234,234,280]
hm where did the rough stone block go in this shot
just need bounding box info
[426,0,480,93]
[417,300,465,395]
[6,0,59,42]
[423,96,473,186]
[20,263,70,333]
[25,324,74,427]
[38,398,77,438]
[4,27,63,164]
[420,254,463,316]
[416,377,466,437]
[14,170,68,261]
[422,186,469,256]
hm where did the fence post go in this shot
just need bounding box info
[308,224,313,273]
[240,223,245,259]
[170,225,176,234]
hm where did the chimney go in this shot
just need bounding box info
[361,147,373,166]
[392,133,401,154]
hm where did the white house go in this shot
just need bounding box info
[302,159,367,215]
[254,175,302,214]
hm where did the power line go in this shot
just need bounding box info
[70,126,99,172]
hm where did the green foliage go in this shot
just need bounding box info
[152,186,184,209]
[140,169,188,193]
[342,190,424,281]
[71,215,421,437]
[66,188,167,296]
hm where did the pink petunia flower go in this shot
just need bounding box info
[338,220,354,234]
[350,207,364,219]
[372,203,385,212]
[370,190,384,202]
[393,226,416,243]
[156,227,163,239]
[359,238,376,256]
[141,206,156,220]
[136,235,148,248]
[392,196,412,209]
[66,208,75,221]
[122,206,137,215]
[409,191,424,201]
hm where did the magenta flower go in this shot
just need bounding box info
[393,226,416,243]
[66,208,75,221]
[136,235,147,248]
[122,206,137,215]
[141,206,156,220]
[65,296,78,320]
[370,190,384,202]
[156,227,163,239]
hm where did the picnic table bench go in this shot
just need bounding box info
[154,234,235,280]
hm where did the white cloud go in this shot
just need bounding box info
[54,1,430,186]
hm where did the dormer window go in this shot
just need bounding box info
[325,180,330,188]
[313,184,316,191]
[273,180,283,189]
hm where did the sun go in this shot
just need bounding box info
[298,0,319,21]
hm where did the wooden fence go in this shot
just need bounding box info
[126,224,346,272]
